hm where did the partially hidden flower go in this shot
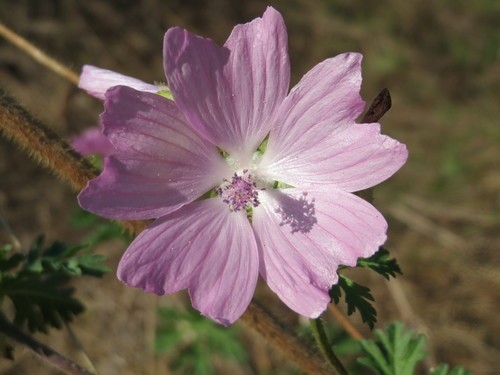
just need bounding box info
[78,7,408,326]
[71,125,115,157]
[71,66,168,156]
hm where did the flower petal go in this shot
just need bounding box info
[259,53,364,177]
[261,122,408,192]
[71,126,114,157]
[164,7,290,163]
[253,188,387,318]
[78,86,230,220]
[79,65,159,100]
[117,199,259,326]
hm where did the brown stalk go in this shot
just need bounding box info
[242,302,334,375]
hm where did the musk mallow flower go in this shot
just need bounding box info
[71,66,171,156]
[78,7,408,326]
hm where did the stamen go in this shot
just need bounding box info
[216,169,263,212]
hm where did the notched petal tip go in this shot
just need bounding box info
[115,200,259,326]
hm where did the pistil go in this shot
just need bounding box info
[216,169,262,212]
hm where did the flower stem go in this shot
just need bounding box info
[242,302,333,375]
[310,318,349,375]
[0,313,95,375]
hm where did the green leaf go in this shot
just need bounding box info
[0,236,107,333]
[5,275,84,332]
[357,247,402,280]
[357,322,427,375]
[430,364,473,375]
[330,274,377,329]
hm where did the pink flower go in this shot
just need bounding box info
[71,66,166,156]
[78,65,160,100]
[78,7,408,326]
[71,126,115,157]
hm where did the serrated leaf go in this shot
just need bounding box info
[5,275,84,333]
[357,247,402,279]
[430,364,472,375]
[0,237,107,333]
[357,322,427,375]
[330,274,377,329]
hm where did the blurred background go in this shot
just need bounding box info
[0,0,498,374]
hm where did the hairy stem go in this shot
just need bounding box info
[310,318,349,375]
[242,302,333,375]
[0,313,95,375]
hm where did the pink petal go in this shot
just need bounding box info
[253,188,387,318]
[117,199,259,326]
[79,65,159,100]
[261,122,408,192]
[78,86,230,220]
[163,7,290,164]
[71,126,114,157]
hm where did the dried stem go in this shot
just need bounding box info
[65,323,100,375]
[327,305,364,341]
[310,318,349,375]
[0,313,95,375]
[361,88,392,124]
[0,22,80,85]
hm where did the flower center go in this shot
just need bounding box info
[216,169,262,212]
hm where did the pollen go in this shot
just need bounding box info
[216,169,262,212]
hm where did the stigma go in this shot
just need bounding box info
[216,169,263,212]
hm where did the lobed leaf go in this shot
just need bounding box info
[357,322,427,375]
[330,274,377,329]
[0,236,107,333]
[357,247,402,280]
